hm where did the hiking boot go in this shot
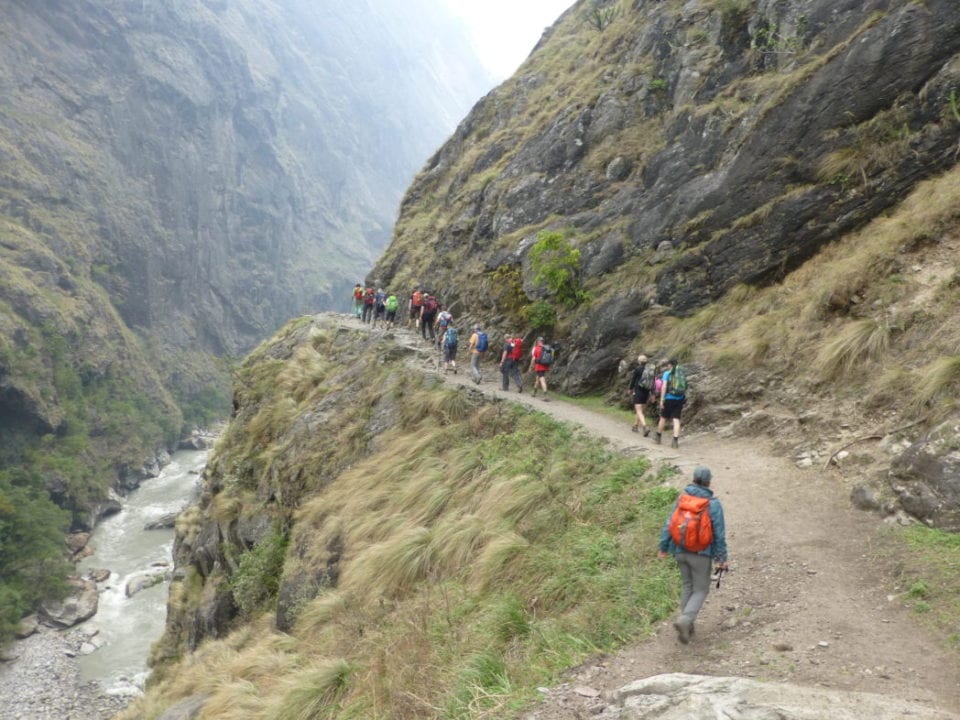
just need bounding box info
[671,436,679,449]
[673,615,693,644]
[655,433,662,445]
[642,427,650,438]
[631,423,638,433]
[542,396,550,402]
[518,386,523,393]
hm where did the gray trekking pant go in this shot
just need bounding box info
[676,551,713,624]
[501,358,522,391]
[471,352,483,383]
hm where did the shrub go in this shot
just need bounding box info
[0,468,72,645]
[528,231,590,307]
[524,300,558,331]
[230,529,288,615]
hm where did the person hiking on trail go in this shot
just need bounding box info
[352,284,363,318]
[408,287,423,328]
[420,293,438,342]
[435,306,453,349]
[361,286,375,324]
[384,292,399,329]
[442,324,459,374]
[658,466,729,644]
[656,357,686,449]
[468,325,488,385]
[628,354,655,436]
[529,337,553,401]
[372,288,387,328]
[499,334,524,393]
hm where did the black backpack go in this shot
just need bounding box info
[539,345,555,366]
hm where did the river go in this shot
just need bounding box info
[77,449,208,696]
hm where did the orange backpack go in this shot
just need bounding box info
[668,494,714,552]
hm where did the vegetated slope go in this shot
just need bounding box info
[123,314,678,719]
[371,0,960,395]
[122,315,960,719]
[0,1,489,550]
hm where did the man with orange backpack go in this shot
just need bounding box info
[658,466,729,644]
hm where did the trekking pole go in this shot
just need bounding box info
[713,567,727,589]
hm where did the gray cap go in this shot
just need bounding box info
[693,466,712,486]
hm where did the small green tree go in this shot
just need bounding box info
[524,300,558,331]
[587,0,618,32]
[528,231,590,308]
[0,468,72,645]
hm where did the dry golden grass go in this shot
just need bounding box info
[813,318,890,380]
[912,356,960,410]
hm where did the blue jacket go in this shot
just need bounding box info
[659,483,728,563]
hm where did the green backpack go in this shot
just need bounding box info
[668,365,688,397]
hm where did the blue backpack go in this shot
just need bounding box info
[475,331,488,352]
[444,327,459,348]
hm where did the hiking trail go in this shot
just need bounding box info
[348,316,960,717]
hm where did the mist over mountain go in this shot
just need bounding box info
[0,0,490,531]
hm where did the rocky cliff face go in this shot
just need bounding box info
[0,0,490,508]
[372,0,960,391]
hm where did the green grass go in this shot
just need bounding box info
[894,526,960,647]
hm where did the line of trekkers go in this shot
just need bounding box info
[351,284,689,445]
[352,283,558,401]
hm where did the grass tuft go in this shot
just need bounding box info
[912,356,960,409]
[814,318,890,380]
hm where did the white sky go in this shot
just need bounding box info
[440,0,575,80]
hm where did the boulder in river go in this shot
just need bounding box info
[39,578,98,628]
[125,570,168,598]
[87,568,111,583]
[144,511,180,530]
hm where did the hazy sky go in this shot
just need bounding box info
[440,0,574,79]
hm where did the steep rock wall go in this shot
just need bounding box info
[373,0,960,391]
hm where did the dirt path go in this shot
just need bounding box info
[351,317,960,716]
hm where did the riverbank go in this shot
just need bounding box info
[0,628,129,720]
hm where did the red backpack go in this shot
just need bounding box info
[508,337,524,361]
[668,494,714,552]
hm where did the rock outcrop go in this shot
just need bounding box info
[567,673,960,720]
[890,417,960,531]
[38,578,98,629]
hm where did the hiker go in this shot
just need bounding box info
[658,466,729,644]
[361,286,375,323]
[408,287,423,328]
[435,306,453,349]
[468,325,488,385]
[656,357,686,448]
[352,283,363,318]
[384,292,399,329]
[372,288,387,328]
[499,334,524,392]
[442,324,459,373]
[420,293,438,342]
[628,354,655,436]
[529,337,553,401]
